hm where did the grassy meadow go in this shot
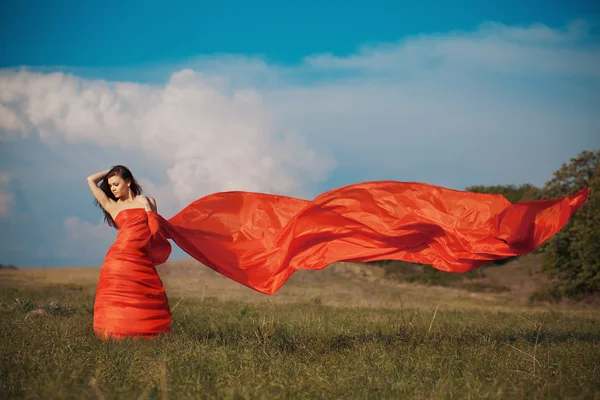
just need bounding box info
[1,256,599,399]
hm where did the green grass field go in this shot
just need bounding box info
[1,258,599,399]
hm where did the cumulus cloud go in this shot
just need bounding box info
[0,68,334,206]
[0,105,29,139]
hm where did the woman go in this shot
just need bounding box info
[88,166,172,339]
[88,165,589,339]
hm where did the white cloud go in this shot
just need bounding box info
[477,19,592,44]
[262,20,600,189]
[0,105,29,139]
[304,19,600,78]
[0,68,334,207]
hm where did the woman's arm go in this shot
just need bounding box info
[87,169,113,209]
[141,196,161,235]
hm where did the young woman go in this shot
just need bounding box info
[88,166,171,339]
[88,165,589,340]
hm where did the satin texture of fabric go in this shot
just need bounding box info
[93,209,172,339]
[93,180,589,339]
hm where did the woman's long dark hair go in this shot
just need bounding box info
[94,165,143,228]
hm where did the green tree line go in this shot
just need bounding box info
[466,149,599,301]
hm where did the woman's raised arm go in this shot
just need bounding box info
[87,169,112,209]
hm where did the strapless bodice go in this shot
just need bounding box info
[106,208,171,265]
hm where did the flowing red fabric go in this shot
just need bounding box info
[93,181,589,338]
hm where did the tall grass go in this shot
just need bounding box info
[1,283,599,399]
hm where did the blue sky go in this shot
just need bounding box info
[3,0,599,67]
[1,1,599,267]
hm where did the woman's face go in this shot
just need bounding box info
[108,175,130,199]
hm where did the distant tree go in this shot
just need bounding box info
[538,149,600,301]
[374,152,599,298]
[465,183,543,203]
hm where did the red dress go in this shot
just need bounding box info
[93,209,172,339]
[93,181,589,339]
